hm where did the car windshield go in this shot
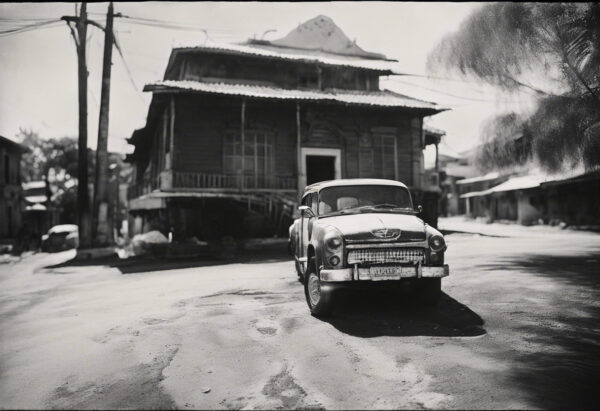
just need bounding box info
[318,185,413,216]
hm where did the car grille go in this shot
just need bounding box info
[347,248,425,265]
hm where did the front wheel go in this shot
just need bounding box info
[304,258,334,316]
[295,259,304,283]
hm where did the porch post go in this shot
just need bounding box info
[435,142,439,172]
[296,102,302,199]
[169,96,175,169]
[241,99,246,190]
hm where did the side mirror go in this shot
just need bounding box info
[416,205,423,213]
[298,205,315,218]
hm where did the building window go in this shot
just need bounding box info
[223,130,273,176]
[377,135,396,179]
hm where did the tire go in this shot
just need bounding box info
[414,278,441,306]
[304,257,334,316]
[295,259,305,283]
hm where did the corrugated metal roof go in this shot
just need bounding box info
[172,42,400,72]
[459,169,590,198]
[145,80,443,111]
[456,172,502,185]
[486,175,546,193]
[460,190,490,199]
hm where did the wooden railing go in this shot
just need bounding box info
[172,172,297,191]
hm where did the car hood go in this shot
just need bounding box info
[319,212,426,242]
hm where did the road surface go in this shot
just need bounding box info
[1,228,599,409]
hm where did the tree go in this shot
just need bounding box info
[427,2,600,172]
[17,129,95,224]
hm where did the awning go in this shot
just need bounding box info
[144,80,445,112]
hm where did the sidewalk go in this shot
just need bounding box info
[438,216,600,238]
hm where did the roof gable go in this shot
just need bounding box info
[264,15,386,60]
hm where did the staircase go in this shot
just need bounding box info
[244,192,298,235]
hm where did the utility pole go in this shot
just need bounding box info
[62,3,92,249]
[93,1,114,246]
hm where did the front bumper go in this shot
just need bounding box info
[320,264,449,282]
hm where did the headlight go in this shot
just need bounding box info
[428,235,445,252]
[326,236,342,250]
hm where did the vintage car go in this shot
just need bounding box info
[289,179,449,316]
[41,224,79,253]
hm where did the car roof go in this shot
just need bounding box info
[302,178,408,197]
[48,224,78,234]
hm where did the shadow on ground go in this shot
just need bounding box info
[478,251,600,409]
[320,288,486,338]
[44,243,292,274]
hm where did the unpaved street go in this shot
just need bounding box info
[1,228,600,409]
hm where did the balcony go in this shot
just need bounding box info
[162,170,296,192]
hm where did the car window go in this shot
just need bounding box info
[318,185,413,215]
[311,193,319,214]
[301,194,310,206]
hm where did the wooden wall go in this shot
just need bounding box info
[170,95,426,188]
[171,53,378,91]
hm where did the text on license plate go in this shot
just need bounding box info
[369,266,412,277]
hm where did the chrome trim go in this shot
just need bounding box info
[319,265,449,282]
[320,268,353,282]
[346,237,424,244]
[346,241,428,249]
[347,248,425,265]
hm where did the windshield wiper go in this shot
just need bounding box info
[372,203,400,209]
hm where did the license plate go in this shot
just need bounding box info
[368,265,417,280]
[369,266,403,280]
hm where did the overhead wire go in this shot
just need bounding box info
[385,77,532,104]
[0,19,63,36]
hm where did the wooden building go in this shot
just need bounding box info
[0,135,25,244]
[127,15,446,241]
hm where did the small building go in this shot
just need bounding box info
[0,135,25,244]
[126,15,447,241]
[21,180,60,243]
[459,169,600,226]
[457,172,512,218]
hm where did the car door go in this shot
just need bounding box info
[300,194,311,260]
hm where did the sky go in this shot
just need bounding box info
[0,2,537,165]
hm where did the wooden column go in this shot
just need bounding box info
[435,142,439,172]
[296,102,302,199]
[241,99,246,190]
[394,134,399,181]
[169,96,175,169]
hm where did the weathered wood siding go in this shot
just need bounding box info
[170,53,377,91]
[173,95,298,177]
[170,95,425,187]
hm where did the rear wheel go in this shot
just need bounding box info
[414,278,441,306]
[304,258,334,316]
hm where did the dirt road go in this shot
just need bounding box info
[1,229,599,409]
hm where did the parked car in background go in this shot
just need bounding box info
[41,224,78,252]
[289,179,449,316]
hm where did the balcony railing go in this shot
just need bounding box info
[171,171,297,191]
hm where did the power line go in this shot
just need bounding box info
[112,30,146,104]
[385,77,529,104]
[0,19,62,36]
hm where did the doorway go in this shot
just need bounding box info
[306,156,335,185]
[300,148,342,190]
